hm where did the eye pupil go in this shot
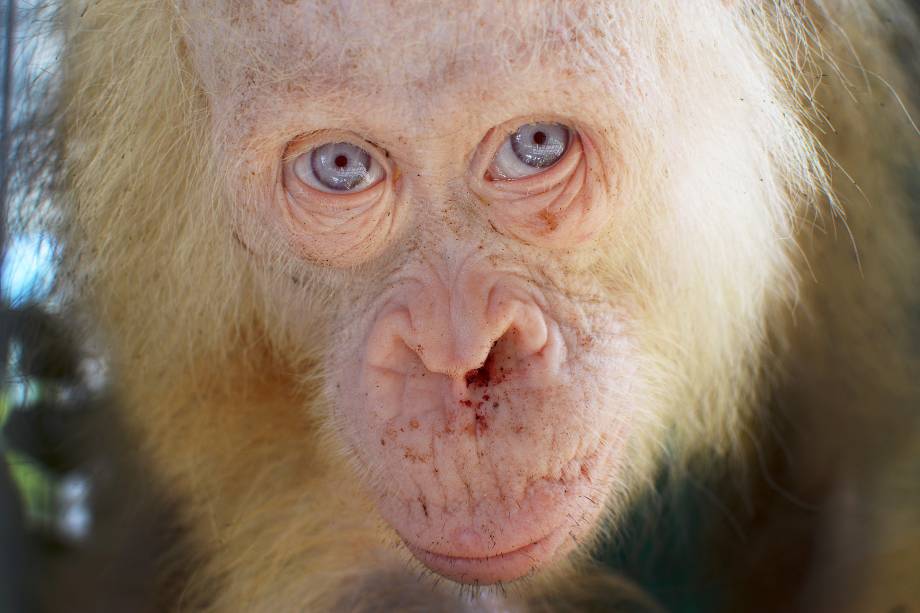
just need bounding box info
[334,155,348,168]
[532,131,547,146]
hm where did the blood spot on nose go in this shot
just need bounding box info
[465,352,496,389]
[465,366,489,388]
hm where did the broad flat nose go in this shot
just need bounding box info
[363,259,554,387]
[403,271,550,381]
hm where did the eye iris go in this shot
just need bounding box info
[511,123,568,169]
[310,142,371,191]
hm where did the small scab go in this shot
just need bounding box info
[418,496,429,518]
[475,411,489,433]
[538,208,560,232]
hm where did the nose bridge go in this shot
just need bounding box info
[451,253,504,362]
[405,249,515,378]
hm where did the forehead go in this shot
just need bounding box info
[182,1,627,102]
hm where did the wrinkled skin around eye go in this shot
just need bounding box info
[470,124,617,249]
[276,137,400,266]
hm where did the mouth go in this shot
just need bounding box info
[404,525,569,585]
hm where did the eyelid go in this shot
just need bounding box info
[282,133,391,198]
[488,137,582,195]
[468,121,584,195]
[282,130,385,162]
[284,165,388,214]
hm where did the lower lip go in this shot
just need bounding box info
[406,527,566,585]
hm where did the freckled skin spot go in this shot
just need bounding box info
[403,448,428,464]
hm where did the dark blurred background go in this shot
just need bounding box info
[0,2,114,611]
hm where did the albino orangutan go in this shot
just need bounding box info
[34,0,920,611]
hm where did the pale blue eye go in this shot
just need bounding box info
[293,141,384,193]
[311,142,371,191]
[489,122,572,180]
[510,123,568,168]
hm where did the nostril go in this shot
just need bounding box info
[462,333,521,391]
[464,351,495,389]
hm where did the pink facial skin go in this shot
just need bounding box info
[181,0,649,586]
[332,250,637,584]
